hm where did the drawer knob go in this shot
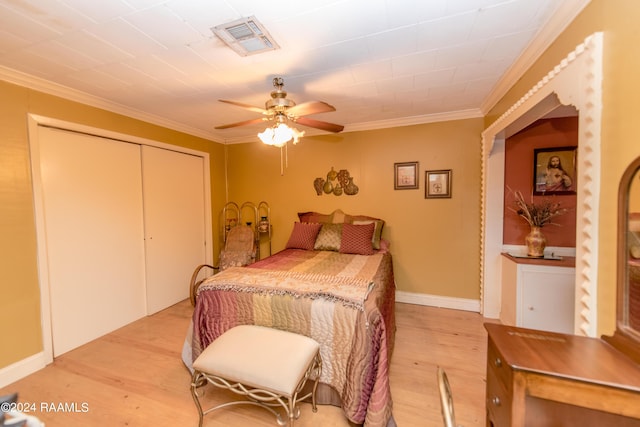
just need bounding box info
[492,396,501,406]
[494,357,502,367]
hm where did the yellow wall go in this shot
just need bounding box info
[0,80,226,369]
[0,79,481,372]
[486,0,640,334]
[225,119,484,298]
[6,0,639,371]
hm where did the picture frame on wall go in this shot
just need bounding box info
[425,169,452,198]
[533,146,577,195]
[394,161,419,189]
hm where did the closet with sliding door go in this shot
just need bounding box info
[32,120,211,358]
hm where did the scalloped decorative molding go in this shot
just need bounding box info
[480,33,603,337]
[480,0,592,114]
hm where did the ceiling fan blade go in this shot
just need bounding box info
[295,116,344,133]
[214,117,268,130]
[286,101,336,117]
[218,99,268,115]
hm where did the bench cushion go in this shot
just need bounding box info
[193,325,320,397]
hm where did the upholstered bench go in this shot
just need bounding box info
[190,325,322,427]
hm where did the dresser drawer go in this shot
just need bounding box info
[486,362,512,426]
[487,338,512,388]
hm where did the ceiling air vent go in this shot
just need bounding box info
[212,16,280,57]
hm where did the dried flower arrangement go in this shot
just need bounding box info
[510,190,568,228]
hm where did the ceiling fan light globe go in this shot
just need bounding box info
[258,123,304,147]
[272,123,294,147]
[257,127,276,145]
[292,128,304,144]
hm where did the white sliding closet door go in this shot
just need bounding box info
[141,146,206,314]
[39,127,147,357]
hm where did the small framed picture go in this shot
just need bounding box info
[533,146,577,195]
[394,161,419,190]
[425,169,452,198]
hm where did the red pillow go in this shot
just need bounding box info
[285,222,323,250]
[298,211,332,223]
[340,223,375,255]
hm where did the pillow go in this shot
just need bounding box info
[352,219,384,250]
[340,223,375,255]
[629,213,640,259]
[378,238,390,253]
[298,209,386,249]
[298,211,332,223]
[297,209,347,224]
[631,213,640,232]
[219,250,255,270]
[330,209,346,223]
[630,231,640,259]
[314,223,343,251]
[285,222,322,250]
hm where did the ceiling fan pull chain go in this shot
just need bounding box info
[280,146,284,176]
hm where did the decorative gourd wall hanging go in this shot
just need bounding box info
[313,167,359,196]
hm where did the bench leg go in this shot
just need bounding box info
[285,398,298,427]
[281,351,322,425]
[190,371,206,427]
[311,353,322,413]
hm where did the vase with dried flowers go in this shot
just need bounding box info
[510,190,568,257]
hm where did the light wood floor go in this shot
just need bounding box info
[1,300,492,426]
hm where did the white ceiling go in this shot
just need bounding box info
[0,0,588,143]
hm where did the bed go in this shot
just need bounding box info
[182,210,397,427]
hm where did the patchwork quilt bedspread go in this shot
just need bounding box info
[187,248,396,427]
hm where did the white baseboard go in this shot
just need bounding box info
[395,290,481,312]
[0,352,47,389]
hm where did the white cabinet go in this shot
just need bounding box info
[501,254,575,334]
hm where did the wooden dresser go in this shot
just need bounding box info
[485,323,640,427]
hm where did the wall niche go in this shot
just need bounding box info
[503,116,578,249]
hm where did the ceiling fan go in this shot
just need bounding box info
[214,77,344,133]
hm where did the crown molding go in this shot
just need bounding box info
[216,108,484,144]
[0,65,219,142]
[480,0,592,114]
[1,0,590,145]
[2,63,483,145]
[344,109,484,133]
